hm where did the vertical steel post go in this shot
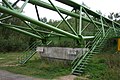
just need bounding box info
[100,16,105,36]
[79,6,82,35]
[112,21,117,36]
[75,9,78,33]
[35,5,41,21]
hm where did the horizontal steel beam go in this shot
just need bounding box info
[21,0,109,28]
[56,0,120,28]
[9,24,65,37]
[21,0,79,18]
[0,5,80,40]
[0,23,42,39]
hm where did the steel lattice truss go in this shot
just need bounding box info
[0,0,120,75]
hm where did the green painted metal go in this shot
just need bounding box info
[0,5,80,40]
[35,5,41,21]
[0,0,120,75]
[112,22,117,36]
[2,0,13,10]
[100,16,105,36]
[48,0,78,36]
[19,41,42,64]
[19,0,29,12]
[2,0,43,38]
[81,22,90,33]
[23,21,43,38]
[79,6,82,35]
[4,23,64,36]
[82,7,100,31]
[21,0,112,28]
[0,23,42,39]
[47,9,74,37]
[71,28,114,75]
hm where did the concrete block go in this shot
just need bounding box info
[36,47,89,60]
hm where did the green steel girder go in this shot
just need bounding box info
[0,23,42,39]
[35,5,41,21]
[19,0,29,12]
[1,0,112,30]
[3,23,65,37]
[82,7,100,31]
[0,5,80,40]
[2,0,43,38]
[100,16,105,36]
[79,6,82,35]
[21,0,109,28]
[0,0,28,21]
[81,22,91,33]
[47,11,73,37]
[48,0,78,36]
[56,0,120,28]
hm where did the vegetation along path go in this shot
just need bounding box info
[0,70,77,80]
[0,70,46,80]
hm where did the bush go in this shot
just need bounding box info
[0,36,28,52]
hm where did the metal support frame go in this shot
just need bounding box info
[1,0,120,74]
[23,21,43,38]
[79,6,82,35]
[100,16,105,36]
[2,0,43,38]
[2,23,64,37]
[48,0,78,36]
[0,5,80,39]
[0,23,42,39]
[112,21,117,36]
[0,0,28,20]
[19,0,29,12]
[35,5,41,21]
[81,22,91,33]
[82,7,100,32]
[47,9,74,37]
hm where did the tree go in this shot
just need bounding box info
[108,12,120,21]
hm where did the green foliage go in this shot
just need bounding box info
[0,52,71,79]
[0,27,29,52]
[83,50,120,80]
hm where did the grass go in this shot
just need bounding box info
[0,52,71,79]
[75,46,120,80]
[0,46,120,80]
[85,53,120,80]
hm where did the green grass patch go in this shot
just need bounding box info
[83,52,120,80]
[0,52,71,79]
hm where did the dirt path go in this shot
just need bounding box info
[56,75,77,80]
[0,70,45,80]
[0,70,77,80]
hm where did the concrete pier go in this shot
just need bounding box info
[36,47,89,60]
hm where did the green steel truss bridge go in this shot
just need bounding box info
[0,0,120,75]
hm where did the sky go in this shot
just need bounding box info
[5,0,120,20]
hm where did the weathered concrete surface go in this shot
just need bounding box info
[36,47,89,60]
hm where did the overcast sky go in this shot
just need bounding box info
[7,0,120,20]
